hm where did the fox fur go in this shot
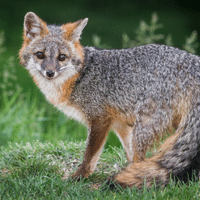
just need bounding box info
[19,12,200,189]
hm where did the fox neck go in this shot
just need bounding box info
[32,68,88,123]
[31,63,80,106]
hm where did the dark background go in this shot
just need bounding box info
[1,0,200,52]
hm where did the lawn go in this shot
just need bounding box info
[0,141,199,200]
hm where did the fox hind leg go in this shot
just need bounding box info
[112,120,133,163]
[110,99,200,189]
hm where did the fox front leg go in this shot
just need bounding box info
[71,116,112,179]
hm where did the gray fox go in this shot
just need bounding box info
[19,12,200,189]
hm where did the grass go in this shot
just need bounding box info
[0,141,199,199]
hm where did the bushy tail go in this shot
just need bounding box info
[113,101,200,189]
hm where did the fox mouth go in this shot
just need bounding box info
[46,76,54,80]
[39,70,57,80]
[40,67,67,80]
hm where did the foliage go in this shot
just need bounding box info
[0,31,6,55]
[183,30,199,54]
[92,34,111,49]
[123,12,199,54]
[93,12,199,54]
[122,12,165,48]
[0,31,21,109]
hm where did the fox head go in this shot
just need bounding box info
[19,12,88,81]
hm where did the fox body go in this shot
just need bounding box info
[20,12,200,189]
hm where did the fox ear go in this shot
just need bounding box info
[62,18,88,42]
[24,12,49,40]
[72,18,88,41]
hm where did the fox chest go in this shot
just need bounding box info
[38,80,87,124]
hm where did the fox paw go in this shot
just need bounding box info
[70,168,91,181]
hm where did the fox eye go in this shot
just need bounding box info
[36,51,45,59]
[58,54,67,61]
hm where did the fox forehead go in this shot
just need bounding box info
[31,25,70,53]
[48,24,63,35]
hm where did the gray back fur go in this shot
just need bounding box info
[71,44,200,118]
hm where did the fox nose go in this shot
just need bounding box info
[46,70,55,78]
